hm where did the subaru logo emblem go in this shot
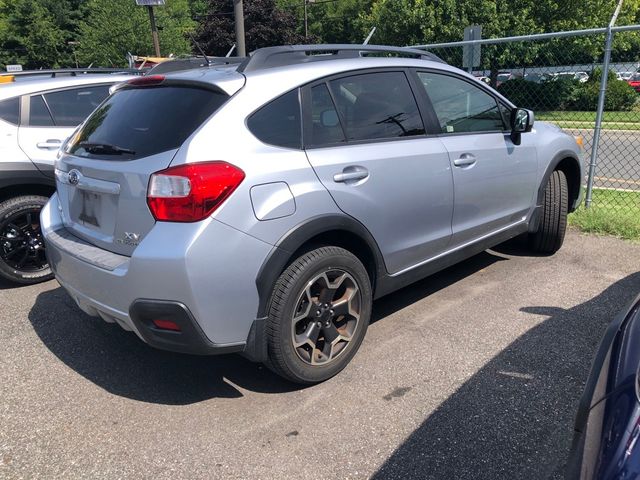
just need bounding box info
[68,169,80,186]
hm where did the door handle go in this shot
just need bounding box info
[333,166,369,183]
[37,139,62,149]
[453,154,477,167]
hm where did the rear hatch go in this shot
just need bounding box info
[55,77,232,256]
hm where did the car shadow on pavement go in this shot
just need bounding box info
[27,251,506,406]
[371,250,506,324]
[372,271,640,480]
[28,286,300,404]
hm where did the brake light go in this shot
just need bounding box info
[147,162,245,222]
[127,74,165,87]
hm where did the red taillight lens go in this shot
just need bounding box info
[147,161,245,222]
[152,319,181,331]
[127,74,165,87]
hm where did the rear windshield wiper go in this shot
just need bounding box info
[78,141,136,155]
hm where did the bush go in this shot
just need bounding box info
[498,69,638,112]
[570,68,637,111]
[497,77,578,111]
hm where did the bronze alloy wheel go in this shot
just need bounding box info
[290,269,361,366]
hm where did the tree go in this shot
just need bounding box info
[363,0,639,86]
[195,0,306,56]
[276,0,373,44]
[0,0,83,69]
[77,0,195,67]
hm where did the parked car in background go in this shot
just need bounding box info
[496,71,516,86]
[619,71,636,81]
[627,72,640,93]
[566,293,640,479]
[0,74,132,284]
[42,44,583,384]
[524,72,551,83]
[554,71,589,83]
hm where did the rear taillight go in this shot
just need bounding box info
[147,161,245,222]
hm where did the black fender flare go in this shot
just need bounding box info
[254,213,386,319]
[243,213,386,363]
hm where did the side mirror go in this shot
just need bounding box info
[320,109,340,128]
[510,108,534,145]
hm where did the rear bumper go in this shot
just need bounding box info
[41,193,273,355]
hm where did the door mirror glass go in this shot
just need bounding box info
[320,109,339,128]
[511,108,534,133]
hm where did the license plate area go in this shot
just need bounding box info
[68,188,118,237]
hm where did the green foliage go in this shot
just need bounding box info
[569,189,640,241]
[276,0,372,44]
[499,68,638,112]
[77,0,194,67]
[0,0,83,68]
[498,78,579,111]
[572,68,638,111]
[196,0,305,56]
[0,0,637,69]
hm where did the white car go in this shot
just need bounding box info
[0,73,132,284]
[555,71,589,83]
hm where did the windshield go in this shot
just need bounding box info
[66,85,229,160]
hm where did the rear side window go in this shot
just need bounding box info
[30,95,54,127]
[43,85,110,127]
[67,86,228,160]
[247,90,301,149]
[0,97,19,125]
[328,72,425,141]
[417,72,506,133]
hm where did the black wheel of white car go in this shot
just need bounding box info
[529,169,568,254]
[0,195,53,285]
[266,246,372,384]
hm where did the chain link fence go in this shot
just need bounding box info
[414,25,640,233]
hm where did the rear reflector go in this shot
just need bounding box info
[152,319,182,331]
[147,161,245,222]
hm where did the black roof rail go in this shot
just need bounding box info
[0,68,144,77]
[237,44,445,73]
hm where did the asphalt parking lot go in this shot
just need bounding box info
[1,230,639,479]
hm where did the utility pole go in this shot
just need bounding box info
[304,0,308,38]
[303,0,315,39]
[146,5,161,57]
[234,0,246,57]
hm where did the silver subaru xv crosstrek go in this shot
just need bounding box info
[41,45,583,384]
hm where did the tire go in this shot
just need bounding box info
[529,169,568,254]
[265,246,372,384]
[0,195,53,285]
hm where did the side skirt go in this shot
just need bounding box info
[374,222,529,299]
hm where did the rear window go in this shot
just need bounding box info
[247,90,301,149]
[0,97,19,125]
[67,86,228,160]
